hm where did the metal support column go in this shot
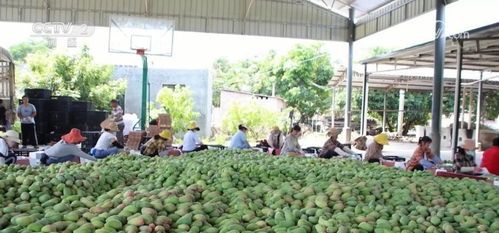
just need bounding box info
[344,7,354,142]
[360,64,368,135]
[140,55,148,130]
[475,72,483,147]
[331,87,336,128]
[451,40,464,159]
[431,0,446,155]
[468,89,474,130]
[382,92,387,132]
[461,89,467,129]
[397,89,406,137]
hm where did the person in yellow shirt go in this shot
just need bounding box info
[142,130,171,157]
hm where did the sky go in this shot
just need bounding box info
[0,0,498,70]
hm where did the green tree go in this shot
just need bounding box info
[212,52,277,107]
[273,44,333,121]
[16,46,126,110]
[8,39,51,62]
[156,85,201,134]
[483,91,499,120]
[222,101,289,140]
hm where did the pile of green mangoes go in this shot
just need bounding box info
[0,150,498,233]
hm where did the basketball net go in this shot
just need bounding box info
[136,49,145,56]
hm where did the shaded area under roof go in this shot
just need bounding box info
[329,66,499,91]
[360,22,499,72]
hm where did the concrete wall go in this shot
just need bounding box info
[113,66,212,137]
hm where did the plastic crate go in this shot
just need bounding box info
[25,89,52,99]
[71,101,93,111]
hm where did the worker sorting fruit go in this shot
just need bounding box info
[453,139,477,171]
[267,126,284,155]
[363,133,389,163]
[0,130,20,165]
[41,128,96,165]
[182,121,208,152]
[406,136,442,171]
[228,124,251,149]
[281,125,303,156]
[141,130,171,157]
[319,128,356,159]
[91,119,122,159]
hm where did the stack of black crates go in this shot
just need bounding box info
[23,89,107,145]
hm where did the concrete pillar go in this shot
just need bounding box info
[343,7,354,142]
[397,89,405,137]
[431,0,446,155]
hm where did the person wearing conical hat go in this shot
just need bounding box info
[268,126,285,155]
[92,119,121,159]
[41,128,97,165]
[319,128,356,159]
[363,133,389,163]
[182,121,208,153]
[0,130,21,165]
[142,129,172,157]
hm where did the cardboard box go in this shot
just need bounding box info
[147,125,161,137]
[126,131,146,151]
[158,114,172,128]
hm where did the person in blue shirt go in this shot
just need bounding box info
[229,124,251,149]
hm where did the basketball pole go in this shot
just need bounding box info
[140,53,148,130]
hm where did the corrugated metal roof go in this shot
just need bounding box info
[360,22,499,72]
[330,66,499,91]
[0,0,350,41]
[308,0,394,18]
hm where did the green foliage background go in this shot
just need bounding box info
[213,44,333,122]
[155,85,201,134]
[12,43,126,110]
[222,101,292,140]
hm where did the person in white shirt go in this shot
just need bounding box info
[92,119,121,159]
[0,130,20,165]
[182,122,207,153]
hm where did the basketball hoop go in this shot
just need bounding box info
[136,49,145,56]
[108,15,175,130]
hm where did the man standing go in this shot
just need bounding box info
[110,99,125,144]
[17,96,37,147]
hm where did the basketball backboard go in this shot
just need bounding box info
[109,15,174,56]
